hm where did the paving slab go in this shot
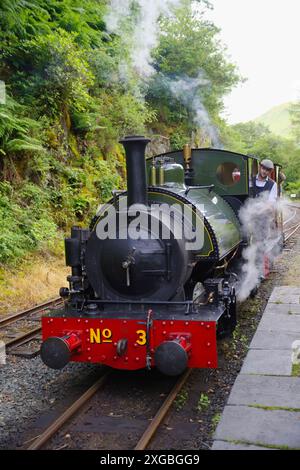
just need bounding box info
[211,440,273,450]
[269,295,300,304]
[227,375,300,408]
[250,330,300,350]
[258,314,300,333]
[240,349,292,376]
[212,286,300,451]
[214,405,300,449]
[264,303,300,315]
[268,288,300,304]
[269,287,300,296]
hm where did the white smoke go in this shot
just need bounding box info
[105,1,221,146]
[237,194,291,302]
[105,0,181,79]
[168,72,222,148]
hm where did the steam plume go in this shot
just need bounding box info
[237,194,291,301]
[105,0,181,79]
[168,72,222,148]
[105,1,221,147]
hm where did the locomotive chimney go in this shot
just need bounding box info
[120,135,150,207]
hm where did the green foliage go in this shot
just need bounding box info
[92,91,156,147]
[0,181,57,264]
[147,2,241,144]
[227,121,300,186]
[0,96,43,157]
[0,0,243,265]
[286,181,300,197]
[12,29,94,116]
[290,100,300,145]
[197,393,210,411]
[211,413,221,432]
[94,160,122,201]
[232,122,272,151]
[254,102,293,139]
[174,388,189,410]
[169,127,191,150]
[292,363,300,377]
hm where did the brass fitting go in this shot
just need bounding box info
[159,164,165,186]
[151,162,157,186]
[183,144,192,170]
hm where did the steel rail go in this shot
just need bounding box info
[27,372,110,450]
[5,326,42,348]
[134,368,192,450]
[283,210,297,227]
[284,223,300,242]
[27,368,191,451]
[0,297,62,328]
[286,203,300,210]
[283,222,300,237]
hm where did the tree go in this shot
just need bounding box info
[147,1,241,145]
[230,121,300,185]
[232,122,271,152]
[290,100,300,145]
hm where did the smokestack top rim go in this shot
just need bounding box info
[120,135,151,144]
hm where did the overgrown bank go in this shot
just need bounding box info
[0,0,243,268]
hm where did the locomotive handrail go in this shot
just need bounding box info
[81,299,194,314]
[184,184,214,196]
[84,299,194,305]
[111,189,126,208]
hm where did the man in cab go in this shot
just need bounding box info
[250,159,278,202]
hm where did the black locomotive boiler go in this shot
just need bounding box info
[40,136,282,376]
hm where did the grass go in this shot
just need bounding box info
[292,364,300,377]
[249,404,300,412]
[0,242,67,315]
[197,393,210,411]
[228,439,298,450]
[211,413,221,431]
[174,388,189,411]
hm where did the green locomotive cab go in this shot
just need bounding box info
[147,146,283,214]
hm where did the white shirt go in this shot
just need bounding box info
[250,175,278,202]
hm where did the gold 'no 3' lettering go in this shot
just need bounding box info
[136,330,146,346]
[90,328,112,344]
[89,328,147,346]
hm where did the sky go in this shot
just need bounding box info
[205,0,300,123]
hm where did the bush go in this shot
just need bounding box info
[0,181,57,264]
[286,181,300,198]
[13,29,94,116]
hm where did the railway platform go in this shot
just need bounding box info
[212,286,300,450]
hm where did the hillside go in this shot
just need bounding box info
[254,102,293,138]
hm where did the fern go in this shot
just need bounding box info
[6,138,43,153]
[0,95,44,156]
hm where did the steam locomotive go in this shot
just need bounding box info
[40,136,283,376]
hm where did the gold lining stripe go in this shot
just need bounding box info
[148,191,215,257]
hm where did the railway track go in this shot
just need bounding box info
[134,369,192,450]
[0,297,61,328]
[283,203,300,242]
[286,203,300,210]
[0,297,62,353]
[284,222,300,242]
[26,369,192,451]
